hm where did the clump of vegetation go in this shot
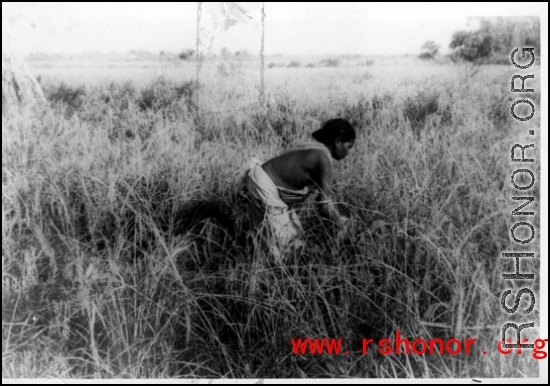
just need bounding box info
[419,41,440,60]
[287,60,302,68]
[138,77,196,112]
[319,58,340,67]
[449,16,540,63]
[44,82,87,114]
[178,49,196,61]
[234,50,251,58]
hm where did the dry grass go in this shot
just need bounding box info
[2,58,541,379]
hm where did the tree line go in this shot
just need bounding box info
[420,16,540,64]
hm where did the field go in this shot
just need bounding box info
[2,55,541,378]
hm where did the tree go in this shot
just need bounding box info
[179,49,195,61]
[2,32,46,114]
[449,29,492,62]
[419,41,440,60]
[449,17,540,63]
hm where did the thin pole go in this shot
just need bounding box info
[260,2,265,107]
[196,2,201,113]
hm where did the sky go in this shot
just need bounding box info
[1,2,547,56]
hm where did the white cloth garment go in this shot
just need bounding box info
[242,163,305,258]
[238,139,332,258]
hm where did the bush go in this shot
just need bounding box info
[287,61,301,68]
[179,49,195,61]
[44,83,87,113]
[450,31,492,62]
[319,58,340,67]
[419,41,440,60]
[138,77,196,113]
[449,17,540,63]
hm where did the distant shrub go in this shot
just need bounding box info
[138,77,196,112]
[267,62,285,69]
[419,41,440,60]
[45,83,87,113]
[287,61,301,68]
[306,63,316,68]
[179,49,195,61]
[319,58,340,67]
[234,50,250,58]
[449,17,540,63]
[364,60,375,66]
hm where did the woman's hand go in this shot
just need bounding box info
[339,215,349,228]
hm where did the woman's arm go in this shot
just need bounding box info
[311,152,346,227]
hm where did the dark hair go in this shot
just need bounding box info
[312,118,356,146]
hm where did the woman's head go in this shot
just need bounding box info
[312,118,356,160]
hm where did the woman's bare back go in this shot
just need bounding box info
[261,148,331,192]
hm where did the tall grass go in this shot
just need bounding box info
[2,62,541,378]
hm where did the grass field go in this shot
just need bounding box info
[2,56,541,378]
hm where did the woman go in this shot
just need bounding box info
[238,118,356,258]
